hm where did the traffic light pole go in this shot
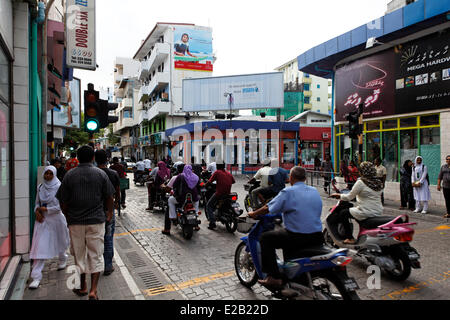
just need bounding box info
[357,104,363,165]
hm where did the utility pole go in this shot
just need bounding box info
[357,103,364,165]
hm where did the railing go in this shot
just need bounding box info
[304,170,350,196]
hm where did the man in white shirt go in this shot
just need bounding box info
[143,158,152,172]
[206,161,217,174]
[374,158,387,205]
[249,159,273,209]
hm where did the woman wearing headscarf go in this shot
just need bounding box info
[331,162,383,244]
[412,156,431,214]
[167,165,200,232]
[146,161,172,211]
[400,160,415,211]
[29,166,70,289]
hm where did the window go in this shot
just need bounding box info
[383,119,397,129]
[382,131,398,182]
[317,84,320,89]
[304,84,310,91]
[400,129,418,167]
[317,97,320,102]
[304,97,310,104]
[366,121,380,131]
[400,117,417,128]
[420,114,439,126]
[366,132,381,162]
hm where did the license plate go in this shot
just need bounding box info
[408,253,419,260]
[343,278,359,291]
[187,215,197,220]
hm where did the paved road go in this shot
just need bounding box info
[115,173,450,300]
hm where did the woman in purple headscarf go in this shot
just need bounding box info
[166,165,200,233]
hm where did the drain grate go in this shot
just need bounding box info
[117,238,132,250]
[126,251,147,268]
[137,271,163,289]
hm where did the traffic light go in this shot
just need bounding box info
[98,99,119,128]
[84,83,100,133]
[347,110,360,139]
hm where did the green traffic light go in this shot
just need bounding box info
[86,119,99,132]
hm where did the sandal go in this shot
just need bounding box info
[194,226,200,231]
[88,294,99,300]
[72,288,88,297]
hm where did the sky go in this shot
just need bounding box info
[74,0,389,94]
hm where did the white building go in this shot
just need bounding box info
[386,0,416,14]
[276,58,332,115]
[133,22,214,161]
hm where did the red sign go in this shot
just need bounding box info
[174,61,213,72]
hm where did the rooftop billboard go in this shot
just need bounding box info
[182,72,284,112]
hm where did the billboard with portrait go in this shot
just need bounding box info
[394,31,450,114]
[173,26,213,72]
[335,50,396,122]
[47,77,81,128]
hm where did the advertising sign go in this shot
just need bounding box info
[173,27,213,72]
[66,0,96,70]
[182,72,284,112]
[395,32,450,114]
[335,50,396,122]
[47,78,81,128]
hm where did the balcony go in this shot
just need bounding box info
[303,90,312,97]
[303,103,313,110]
[146,101,171,122]
[113,116,137,133]
[302,76,312,84]
[138,71,170,102]
[138,42,170,81]
[120,97,133,110]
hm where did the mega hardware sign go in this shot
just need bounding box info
[65,0,96,70]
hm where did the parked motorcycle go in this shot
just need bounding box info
[322,199,421,281]
[234,214,360,300]
[211,193,243,233]
[174,193,201,240]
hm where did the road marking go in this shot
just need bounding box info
[143,271,235,297]
[382,270,450,300]
[414,225,450,235]
[114,228,161,237]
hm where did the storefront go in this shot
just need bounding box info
[165,120,299,174]
[295,0,450,207]
[0,23,12,282]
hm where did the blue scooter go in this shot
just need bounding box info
[234,214,360,300]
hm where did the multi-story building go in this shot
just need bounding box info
[133,22,214,161]
[253,58,331,119]
[386,0,416,14]
[112,57,141,160]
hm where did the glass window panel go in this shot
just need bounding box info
[420,114,439,126]
[400,129,418,169]
[420,127,441,185]
[383,119,398,129]
[382,131,399,182]
[400,117,417,128]
[366,132,381,162]
[0,48,9,102]
[366,121,380,131]
[421,127,440,145]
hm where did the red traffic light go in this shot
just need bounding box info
[87,93,97,103]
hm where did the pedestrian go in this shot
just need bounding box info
[322,155,332,193]
[65,152,79,172]
[347,160,359,190]
[56,145,115,300]
[110,157,127,209]
[95,150,121,276]
[411,156,431,214]
[143,157,152,173]
[374,158,387,205]
[437,155,450,218]
[399,160,415,211]
[314,155,321,177]
[29,165,70,289]
[51,157,66,182]
[340,160,350,189]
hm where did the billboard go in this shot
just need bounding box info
[182,72,284,112]
[47,78,81,129]
[395,32,450,114]
[335,50,396,122]
[173,26,213,72]
[66,0,96,70]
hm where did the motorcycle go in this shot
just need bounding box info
[150,178,170,214]
[234,214,360,300]
[243,176,275,212]
[210,193,243,233]
[133,169,149,186]
[199,171,215,209]
[322,199,421,281]
[174,193,202,240]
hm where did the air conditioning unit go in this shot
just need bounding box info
[322,132,330,139]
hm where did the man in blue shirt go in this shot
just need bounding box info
[249,166,324,289]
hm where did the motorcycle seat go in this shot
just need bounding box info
[359,216,404,230]
[283,244,334,261]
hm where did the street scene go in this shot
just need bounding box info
[1,0,450,309]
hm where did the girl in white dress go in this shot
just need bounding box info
[412,156,431,214]
[29,166,70,289]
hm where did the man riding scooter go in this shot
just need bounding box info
[248,159,273,209]
[329,161,383,244]
[248,166,324,289]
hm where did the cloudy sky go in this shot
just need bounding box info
[74,0,389,92]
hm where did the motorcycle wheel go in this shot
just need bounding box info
[244,195,252,213]
[182,225,194,240]
[309,270,360,300]
[234,242,258,288]
[385,247,412,281]
[225,216,238,233]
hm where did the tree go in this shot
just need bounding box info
[60,112,104,152]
